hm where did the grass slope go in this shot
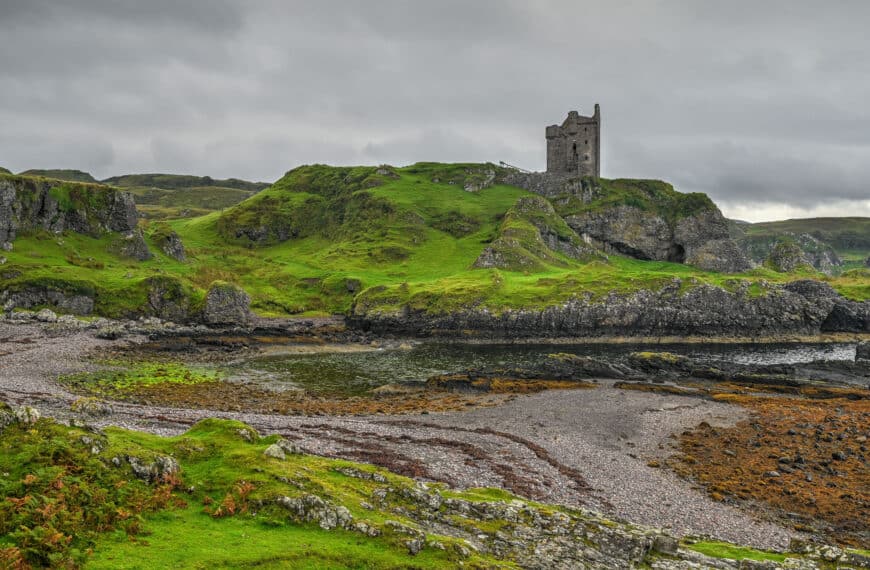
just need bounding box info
[2,164,868,321]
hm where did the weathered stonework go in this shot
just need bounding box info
[546,106,601,178]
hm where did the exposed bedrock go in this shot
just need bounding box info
[502,172,752,273]
[351,279,870,338]
[0,176,139,249]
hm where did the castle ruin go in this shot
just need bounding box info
[546,106,600,178]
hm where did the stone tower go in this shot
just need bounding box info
[546,105,600,178]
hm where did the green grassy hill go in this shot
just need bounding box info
[2,164,868,320]
[18,169,98,183]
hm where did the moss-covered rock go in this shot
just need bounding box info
[474,195,603,271]
[150,223,186,261]
[0,174,140,247]
[766,239,814,273]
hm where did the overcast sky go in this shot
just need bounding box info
[2,0,869,222]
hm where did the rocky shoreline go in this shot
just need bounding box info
[3,317,869,554]
[352,279,870,339]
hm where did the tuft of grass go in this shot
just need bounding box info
[686,540,789,563]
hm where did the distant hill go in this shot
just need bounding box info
[0,167,11,175]
[102,173,269,193]
[100,173,271,220]
[732,217,870,272]
[18,169,98,183]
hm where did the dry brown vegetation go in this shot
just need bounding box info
[668,392,870,547]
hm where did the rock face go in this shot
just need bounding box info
[857,341,870,361]
[1,281,96,315]
[0,176,139,250]
[474,196,602,270]
[157,230,186,261]
[352,279,870,338]
[202,281,252,326]
[766,239,813,273]
[501,172,751,273]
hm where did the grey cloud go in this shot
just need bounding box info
[1,0,869,220]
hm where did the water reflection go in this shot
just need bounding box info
[223,342,857,395]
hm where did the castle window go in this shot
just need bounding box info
[585,140,588,145]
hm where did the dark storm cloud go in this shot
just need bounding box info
[1,0,869,220]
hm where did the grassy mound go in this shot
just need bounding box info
[474,196,602,271]
[18,169,98,184]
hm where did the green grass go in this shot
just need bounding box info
[88,507,468,570]
[686,540,789,563]
[59,360,220,399]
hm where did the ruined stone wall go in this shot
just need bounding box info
[546,106,600,178]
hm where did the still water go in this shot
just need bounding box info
[223,342,858,395]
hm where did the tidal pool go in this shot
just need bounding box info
[222,341,858,396]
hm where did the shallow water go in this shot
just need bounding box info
[223,342,859,395]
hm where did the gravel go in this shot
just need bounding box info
[0,320,797,549]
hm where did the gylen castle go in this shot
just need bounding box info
[546,105,600,178]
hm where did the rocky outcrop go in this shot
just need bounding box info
[501,172,751,273]
[857,341,870,361]
[144,276,192,322]
[352,279,870,338]
[474,196,602,270]
[766,239,814,273]
[0,175,140,250]
[1,280,96,315]
[109,229,152,261]
[156,229,186,261]
[202,281,252,325]
[740,232,842,274]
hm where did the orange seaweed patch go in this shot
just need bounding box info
[668,393,870,547]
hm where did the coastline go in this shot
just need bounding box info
[0,319,820,549]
